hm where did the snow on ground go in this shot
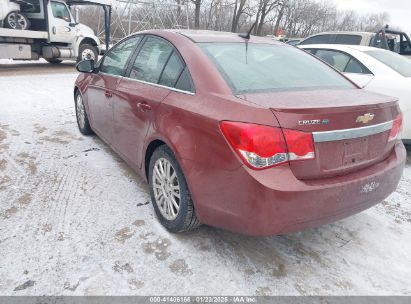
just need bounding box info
[0,59,49,65]
[0,71,410,296]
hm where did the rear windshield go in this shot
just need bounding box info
[364,49,411,77]
[198,43,354,94]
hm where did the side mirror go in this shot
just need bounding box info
[76,59,95,73]
[69,22,78,27]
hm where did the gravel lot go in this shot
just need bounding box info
[0,64,410,296]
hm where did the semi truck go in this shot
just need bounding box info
[0,0,112,63]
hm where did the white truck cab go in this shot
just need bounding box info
[0,0,112,63]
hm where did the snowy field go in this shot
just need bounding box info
[0,70,410,296]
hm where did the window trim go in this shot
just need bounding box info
[97,34,144,77]
[157,50,176,86]
[124,34,196,95]
[310,48,374,76]
[125,77,195,96]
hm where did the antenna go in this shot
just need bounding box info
[239,21,257,40]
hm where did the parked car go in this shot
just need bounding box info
[299,31,375,46]
[299,44,411,145]
[269,37,302,46]
[74,30,406,236]
[299,28,411,58]
[0,0,30,30]
[286,38,303,46]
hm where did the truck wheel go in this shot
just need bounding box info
[77,44,98,62]
[46,59,63,64]
[4,11,30,30]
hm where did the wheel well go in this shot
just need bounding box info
[145,140,166,180]
[74,86,79,99]
[80,38,98,47]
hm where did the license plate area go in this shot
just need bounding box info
[343,137,368,166]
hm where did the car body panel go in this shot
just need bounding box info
[85,73,119,143]
[114,78,171,169]
[74,31,406,235]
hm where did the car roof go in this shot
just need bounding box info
[141,29,285,44]
[305,31,375,37]
[299,44,383,52]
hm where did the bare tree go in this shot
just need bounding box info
[75,0,394,42]
[191,0,202,28]
[231,0,248,32]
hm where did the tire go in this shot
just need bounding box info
[46,59,63,64]
[149,145,201,233]
[4,11,30,30]
[77,44,98,62]
[75,91,93,135]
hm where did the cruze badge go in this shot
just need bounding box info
[356,113,374,124]
[298,119,330,126]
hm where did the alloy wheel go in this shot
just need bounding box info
[7,13,28,29]
[76,94,86,129]
[152,158,181,221]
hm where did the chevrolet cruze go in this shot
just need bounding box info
[74,30,406,236]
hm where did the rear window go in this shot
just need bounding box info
[364,49,411,77]
[20,0,41,13]
[198,43,354,94]
[299,34,332,45]
[334,35,362,45]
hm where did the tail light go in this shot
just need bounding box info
[220,121,315,170]
[388,113,403,142]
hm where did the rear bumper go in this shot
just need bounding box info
[192,141,406,236]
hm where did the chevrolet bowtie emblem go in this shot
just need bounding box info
[356,113,375,124]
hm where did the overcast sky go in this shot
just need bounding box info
[332,0,411,33]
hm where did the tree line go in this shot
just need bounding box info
[77,0,392,42]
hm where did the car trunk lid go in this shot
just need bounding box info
[239,89,400,179]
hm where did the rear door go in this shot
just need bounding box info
[87,36,141,143]
[113,36,178,168]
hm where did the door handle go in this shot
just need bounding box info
[137,102,152,112]
[105,90,113,98]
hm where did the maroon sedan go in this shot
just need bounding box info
[74,30,406,236]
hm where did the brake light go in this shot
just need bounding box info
[283,129,315,161]
[220,121,315,169]
[388,113,403,142]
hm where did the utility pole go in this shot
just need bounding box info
[128,2,132,35]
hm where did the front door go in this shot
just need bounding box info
[86,73,118,143]
[86,35,142,144]
[48,1,75,43]
[113,36,181,168]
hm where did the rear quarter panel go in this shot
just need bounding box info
[144,91,281,222]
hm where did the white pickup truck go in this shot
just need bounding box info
[0,0,112,63]
[299,27,411,59]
